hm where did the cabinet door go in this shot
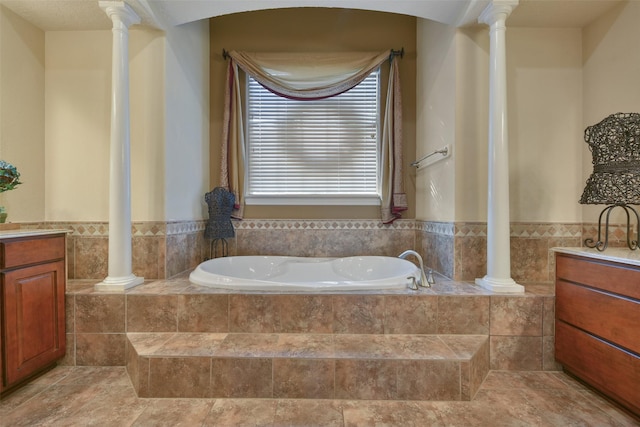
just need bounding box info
[2,260,66,387]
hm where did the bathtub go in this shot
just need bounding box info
[189,255,422,291]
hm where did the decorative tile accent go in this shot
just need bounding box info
[454,222,487,238]
[510,223,583,238]
[233,219,415,230]
[582,222,638,247]
[415,221,454,235]
[165,220,206,236]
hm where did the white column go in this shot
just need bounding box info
[95,1,144,291]
[475,0,524,293]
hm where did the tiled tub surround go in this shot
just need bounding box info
[232,220,631,283]
[21,221,207,280]
[64,276,557,400]
[19,219,633,282]
[210,219,609,283]
[417,221,636,282]
[231,219,416,258]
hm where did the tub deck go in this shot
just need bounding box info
[66,274,555,401]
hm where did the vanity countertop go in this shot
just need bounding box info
[0,229,70,240]
[552,247,640,268]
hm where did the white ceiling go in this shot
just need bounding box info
[508,0,623,28]
[0,0,624,32]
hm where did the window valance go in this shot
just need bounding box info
[226,50,391,100]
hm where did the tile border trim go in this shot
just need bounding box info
[232,219,415,230]
[17,219,633,241]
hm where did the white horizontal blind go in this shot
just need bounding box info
[246,70,380,203]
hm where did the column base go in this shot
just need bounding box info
[475,276,525,293]
[95,274,144,292]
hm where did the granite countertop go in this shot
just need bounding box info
[552,247,640,268]
[0,228,71,240]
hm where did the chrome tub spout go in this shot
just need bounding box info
[398,250,431,288]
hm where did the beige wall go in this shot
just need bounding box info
[164,20,210,221]
[45,31,110,221]
[3,4,638,227]
[130,28,166,221]
[418,20,587,223]
[209,8,417,219]
[454,26,490,223]
[415,19,457,222]
[0,6,45,222]
[506,27,584,223]
[582,1,640,223]
[45,28,167,222]
[43,22,209,223]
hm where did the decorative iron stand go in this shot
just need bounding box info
[204,187,235,259]
[584,203,639,251]
[210,238,229,258]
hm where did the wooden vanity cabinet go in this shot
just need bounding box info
[555,253,640,416]
[0,233,66,396]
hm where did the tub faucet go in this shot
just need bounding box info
[398,250,431,288]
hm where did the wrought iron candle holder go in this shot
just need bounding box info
[580,112,640,251]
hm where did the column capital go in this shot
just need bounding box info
[478,0,519,27]
[99,1,141,28]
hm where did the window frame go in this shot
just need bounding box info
[243,69,382,206]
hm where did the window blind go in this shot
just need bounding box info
[246,70,380,204]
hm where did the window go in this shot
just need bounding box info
[245,70,380,205]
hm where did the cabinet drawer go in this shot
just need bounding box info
[556,254,640,300]
[0,235,65,269]
[556,279,640,354]
[556,321,640,416]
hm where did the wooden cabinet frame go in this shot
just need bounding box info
[555,253,640,417]
[0,233,66,395]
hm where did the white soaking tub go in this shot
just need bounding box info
[189,255,421,291]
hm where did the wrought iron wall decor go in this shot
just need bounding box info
[580,112,640,251]
[204,187,235,258]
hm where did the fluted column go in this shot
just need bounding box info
[95,1,143,291]
[475,0,524,293]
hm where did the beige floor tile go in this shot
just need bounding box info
[2,359,638,427]
[202,399,278,426]
[131,398,214,426]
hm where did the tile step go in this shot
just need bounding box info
[126,333,489,401]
